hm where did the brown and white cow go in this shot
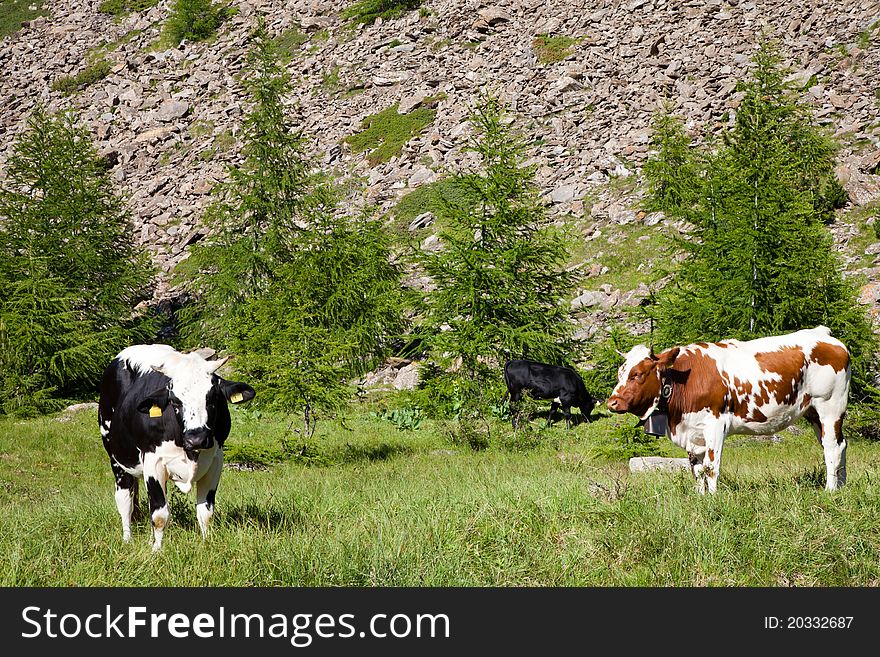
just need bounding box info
[607,326,851,493]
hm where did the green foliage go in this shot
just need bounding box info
[223,440,284,466]
[532,34,580,64]
[181,21,312,346]
[0,106,155,415]
[273,25,308,56]
[0,0,46,38]
[444,416,490,451]
[644,40,878,400]
[164,0,229,45]
[344,103,437,165]
[97,0,159,16]
[373,406,424,431]
[844,403,880,441]
[390,178,479,235]
[580,326,640,401]
[641,109,703,218]
[416,92,578,382]
[342,0,421,26]
[499,420,546,452]
[321,66,341,93]
[181,20,408,438]
[50,59,112,95]
[592,422,664,460]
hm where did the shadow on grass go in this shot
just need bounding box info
[332,442,414,465]
[220,501,303,531]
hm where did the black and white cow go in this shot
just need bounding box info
[503,359,595,428]
[98,344,255,550]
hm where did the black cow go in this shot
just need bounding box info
[503,359,595,429]
[99,344,255,550]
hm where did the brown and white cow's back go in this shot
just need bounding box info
[608,326,851,493]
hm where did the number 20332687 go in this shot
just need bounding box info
[764,617,853,629]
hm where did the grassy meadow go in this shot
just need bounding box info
[1,399,879,587]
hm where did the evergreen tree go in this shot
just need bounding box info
[417,92,576,382]
[229,205,408,439]
[181,18,409,437]
[181,18,312,348]
[645,40,876,400]
[0,106,155,414]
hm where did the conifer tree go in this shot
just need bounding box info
[182,18,312,348]
[0,106,155,414]
[417,92,576,382]
[645,40,876,399]
[181,18,409,437]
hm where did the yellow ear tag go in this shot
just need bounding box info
[230,392,244,403]
[149,405,162,418]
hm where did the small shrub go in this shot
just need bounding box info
[51,59,112,95]
[342,0,421,26]
[224,441,284,466]
[281,436,331,466]
[446,418,489,451]
[164,0,229,45]
[592,422,664,461]
[499,423,544,452]
[98,0,159,16]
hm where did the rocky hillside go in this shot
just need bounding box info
[1,0,879,326]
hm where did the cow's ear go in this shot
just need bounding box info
[656,347,680,370]
[137,390,170,416]
[219,380,256,405]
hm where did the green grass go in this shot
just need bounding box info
[344,103,437,165]
[0,0,47,39]
[342,0,421,26]
[321,66,341,93]
[98,0,159,17]
[568,220,679,293]
[532,34,581,64]
[90,28,145,59]
[50,59,113,95]
[840,201,880,271]
[274,25,308,56]
[2,404,880,586]
[389,178,478,236]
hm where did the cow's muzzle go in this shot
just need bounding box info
[183,428,214,451]
[606,396,626,413]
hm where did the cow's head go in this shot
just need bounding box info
[136,353,255,451]
[606,345,680,420]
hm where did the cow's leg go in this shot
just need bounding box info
[548,400,560,426]
[821,415,847,491]
[196,452,224,540]
[699,424,726,494]
[688,451,706,493]
[561,404,574,429]
[810,403,847,491]
[510,391,521,429]
[111,461,137,542]
[143,453,169,551]
[803,407,823,445]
